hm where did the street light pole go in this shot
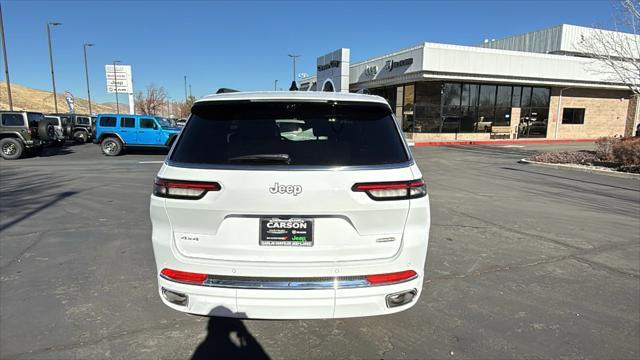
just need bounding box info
[113,60,121,114]
[47,21,62,113]
[288,54,300,91]
[274,80,278,91]
[184,75,187,102]
[0,4,13,110]
[83,43,94,114]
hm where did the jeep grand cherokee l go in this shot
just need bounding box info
[150,91,430,319]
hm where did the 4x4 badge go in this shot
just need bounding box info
[269,182,302,196]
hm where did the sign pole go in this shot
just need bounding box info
[128,93,134,114]
[113,60,120,114]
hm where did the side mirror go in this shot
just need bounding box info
[153,123,158,130]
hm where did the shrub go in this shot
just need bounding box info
[529,150,597,164]
[612,137,640,166]
[595,136,620,161]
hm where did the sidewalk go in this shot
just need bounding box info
[412,138,594,147]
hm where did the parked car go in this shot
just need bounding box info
[43,115,68,146]
[176,118,187,127]
[50,113,95,143]
[0,110,52,160]
[521,120,548,136]
[150,91,431,319]
[95,114,181,156]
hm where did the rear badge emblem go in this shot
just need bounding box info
[269,182,302,196]
[180,235,199,242]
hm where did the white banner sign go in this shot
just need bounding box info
[105,64,133,94]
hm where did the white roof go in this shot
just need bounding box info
[479,24,640,59]
[196,91,389,105]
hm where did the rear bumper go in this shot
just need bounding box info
[150,184,430,319]
[157,274,423,319]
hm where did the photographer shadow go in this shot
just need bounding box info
[191,307,270,360]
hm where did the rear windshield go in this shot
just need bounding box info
[44,116,61,126]
[170,101,409,166]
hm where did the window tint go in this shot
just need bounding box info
[99,116,116,127]
[77,117,90,125]
[27,113,43,127]
[45,117,61,126]
[2,114,24,126]
[121,117,136,128]
[170,101,409,166]
[562,108,585,124]
[140,118,156,129]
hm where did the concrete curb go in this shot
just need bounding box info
[518,158,640,179]
[414,139,594,147]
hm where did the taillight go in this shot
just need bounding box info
[160,268,208,284]
[366,270,418,285]
[352,179,426,200]
[153,178,220,199]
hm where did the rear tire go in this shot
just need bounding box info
[0,138,24,160]
[52,139,65,147]
[74,131,88,143]
[101,137,123,156]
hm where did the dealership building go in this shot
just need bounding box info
[299,24,640,141]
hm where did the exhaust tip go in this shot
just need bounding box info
[386,289,417,308]
[162,287,188,306]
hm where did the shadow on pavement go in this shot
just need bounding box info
[191,307,269,360]
[0,190,78,232]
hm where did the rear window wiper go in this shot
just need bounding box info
[227,153,291,164]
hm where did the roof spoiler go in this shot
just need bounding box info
[216,88,240,94]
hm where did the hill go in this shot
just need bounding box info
[0,83,126,114]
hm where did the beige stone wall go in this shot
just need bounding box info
[548,88,631,139]
[411,132,491,141]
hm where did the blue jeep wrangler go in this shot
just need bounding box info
[95,114,181,156]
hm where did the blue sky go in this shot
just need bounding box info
[1,0,618,104]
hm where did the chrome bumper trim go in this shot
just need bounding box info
[160,274,418,290]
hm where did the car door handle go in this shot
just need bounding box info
[121,130,127,132]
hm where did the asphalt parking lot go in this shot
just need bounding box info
[1,142,639,359]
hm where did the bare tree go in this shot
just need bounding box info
[177,95,196,118]
[578,0,640,94]
[134,83,168,115]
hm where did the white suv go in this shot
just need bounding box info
[150,91,430,319]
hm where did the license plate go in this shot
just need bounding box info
[259,217,313,247]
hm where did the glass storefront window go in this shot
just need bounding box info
[479,85,496,107]
[512,86,522,107]
[402,84,415,132]
[496,86,512,108]
[521,87,532,108]
[531,88,550,107]
[443,83,461,106]
[369,82,549,135]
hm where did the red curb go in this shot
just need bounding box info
[413,138,594,147]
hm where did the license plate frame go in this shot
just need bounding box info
[259,217,314,247]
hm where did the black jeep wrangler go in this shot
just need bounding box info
[0,111,55,160]
[49,113,95,143]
